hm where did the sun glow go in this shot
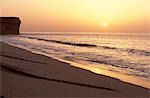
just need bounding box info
[1,0,149,32]
[102,22,108,27]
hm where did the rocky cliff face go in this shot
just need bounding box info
[0,17,21,35]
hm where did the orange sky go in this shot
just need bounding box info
[0,0,150,32]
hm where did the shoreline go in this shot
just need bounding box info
[41,53,150,89]
[3,40,150,89]
[1,42,149,97]
[66,60,150,89]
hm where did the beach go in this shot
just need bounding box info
[0,42,149,97]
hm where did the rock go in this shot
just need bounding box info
[0,17,21,35]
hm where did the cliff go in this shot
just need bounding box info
[0,17,21,35]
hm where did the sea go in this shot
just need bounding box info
[1,32,150,87]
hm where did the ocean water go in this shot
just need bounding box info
[1,32,150,80]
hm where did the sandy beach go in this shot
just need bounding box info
[0,42,149,97]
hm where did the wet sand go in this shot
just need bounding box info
[0,42,149,97]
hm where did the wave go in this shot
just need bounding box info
[87,59,149,78]
[101,46,117,50]
[21,36,97,47]
[97,46,150,56]
[20,36,150,56]
[125,49,150,56]
[62,52,150,78]
[37,38,97,47]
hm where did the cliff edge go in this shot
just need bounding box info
[0,17,21,35]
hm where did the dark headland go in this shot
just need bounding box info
[0,17,21,35]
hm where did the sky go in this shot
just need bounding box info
[0,0,150,33]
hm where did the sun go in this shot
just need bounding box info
[102,22,108,27]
